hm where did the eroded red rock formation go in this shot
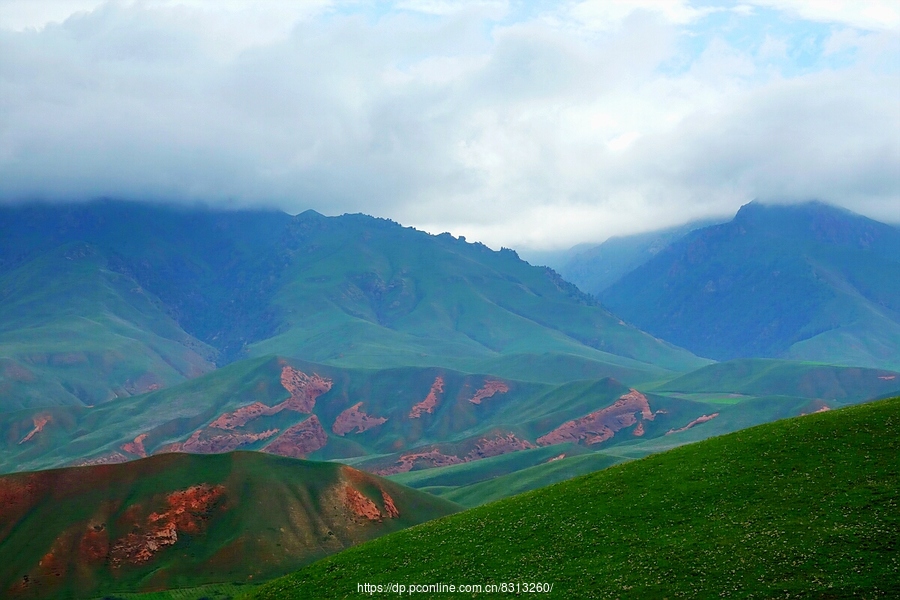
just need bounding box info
[332,402,388,435]
[381,490,399,519]
[537,389,655,446]
[374,432,537,475]
[18,414,51,444]
[665,413,719,436]
[633,422,645,436]
[73,452,129,467]
[173,429,279,453]
[375,449,464,476]
[343,486,382,521]
[121,433,149,457]
[109,484,225,566]
[468,380,509,404]
[263,415,327,458]
[409,376,444,418]
[280,366,332,413]
[209,367,332,431]
[465,434,534,460]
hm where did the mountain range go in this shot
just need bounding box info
[0,198,897,599]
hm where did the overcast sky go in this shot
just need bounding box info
[1,1,898,249]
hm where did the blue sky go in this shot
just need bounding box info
[1,1,897,249]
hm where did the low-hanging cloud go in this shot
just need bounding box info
[1,0,897,249]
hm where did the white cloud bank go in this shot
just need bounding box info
[0,0,897,249]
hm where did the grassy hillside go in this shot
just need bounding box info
[248,397,900,599]
[601,201,900,370]
[4,355,896,486]
[0,201,704,415]
[653,358,900,401]
[0,452,459,600]
[0,243,216,411]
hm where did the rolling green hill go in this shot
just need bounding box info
[600,201,900,370]
[248,396,900,599]
[0,243,216,411]
[0,452,459,600]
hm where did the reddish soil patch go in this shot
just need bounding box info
[78,524,110,563]
[207,367,332,431]
[73,452,129,467]
[280,366,332,413]
[375,432,536,475]
[263,415,327,458]
[465,434,535,460]
[110,484,225,566]
[332,402,388,435]
[381,491,399,519]
[547,453,566,463]
[0,474,48,538]
[172,428,280,454]
[665,413,719,436]
[121,433,149,457]
[18,414,51,444]
[468,380,509,404]
[375,449,464,476]
[537,389,655,446]
[633,422,645,436]
[409,376,444,418]
[344,486,383,521]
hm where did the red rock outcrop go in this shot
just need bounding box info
[409,376,444,418]
[174,428,279,453]
[18,414,51,444]
[547,453,566,463]
[332,402,388,435]
[665,413,719,435]
[537,389,655,446]
[280,366,332,413]
[633,422,645,436]
[263,415,327,458]
[381,490,399,518]
[465,433,535,460]
[121,433,149,457]
[344,486,383,521]
[468,380,509,404]
[208,367,332,431]
[374,432,537,475]
[375,449,464,476]
[110,484,225,566]
[73,452,129,467]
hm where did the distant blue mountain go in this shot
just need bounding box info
[599,201,900,370]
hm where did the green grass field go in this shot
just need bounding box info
[247,396,900,599]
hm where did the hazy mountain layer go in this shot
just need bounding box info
[600,201,900,370]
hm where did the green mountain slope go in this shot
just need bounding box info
[248,396,900,599]
[0,201,704,412]
[0,243,215,411]
[600,201,900,370]
[559,218,722,295]
[0,452,459,600]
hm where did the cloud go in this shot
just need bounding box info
[0,1,897,249]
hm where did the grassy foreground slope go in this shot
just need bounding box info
[249,397,900,599]
[0,452,459,599]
